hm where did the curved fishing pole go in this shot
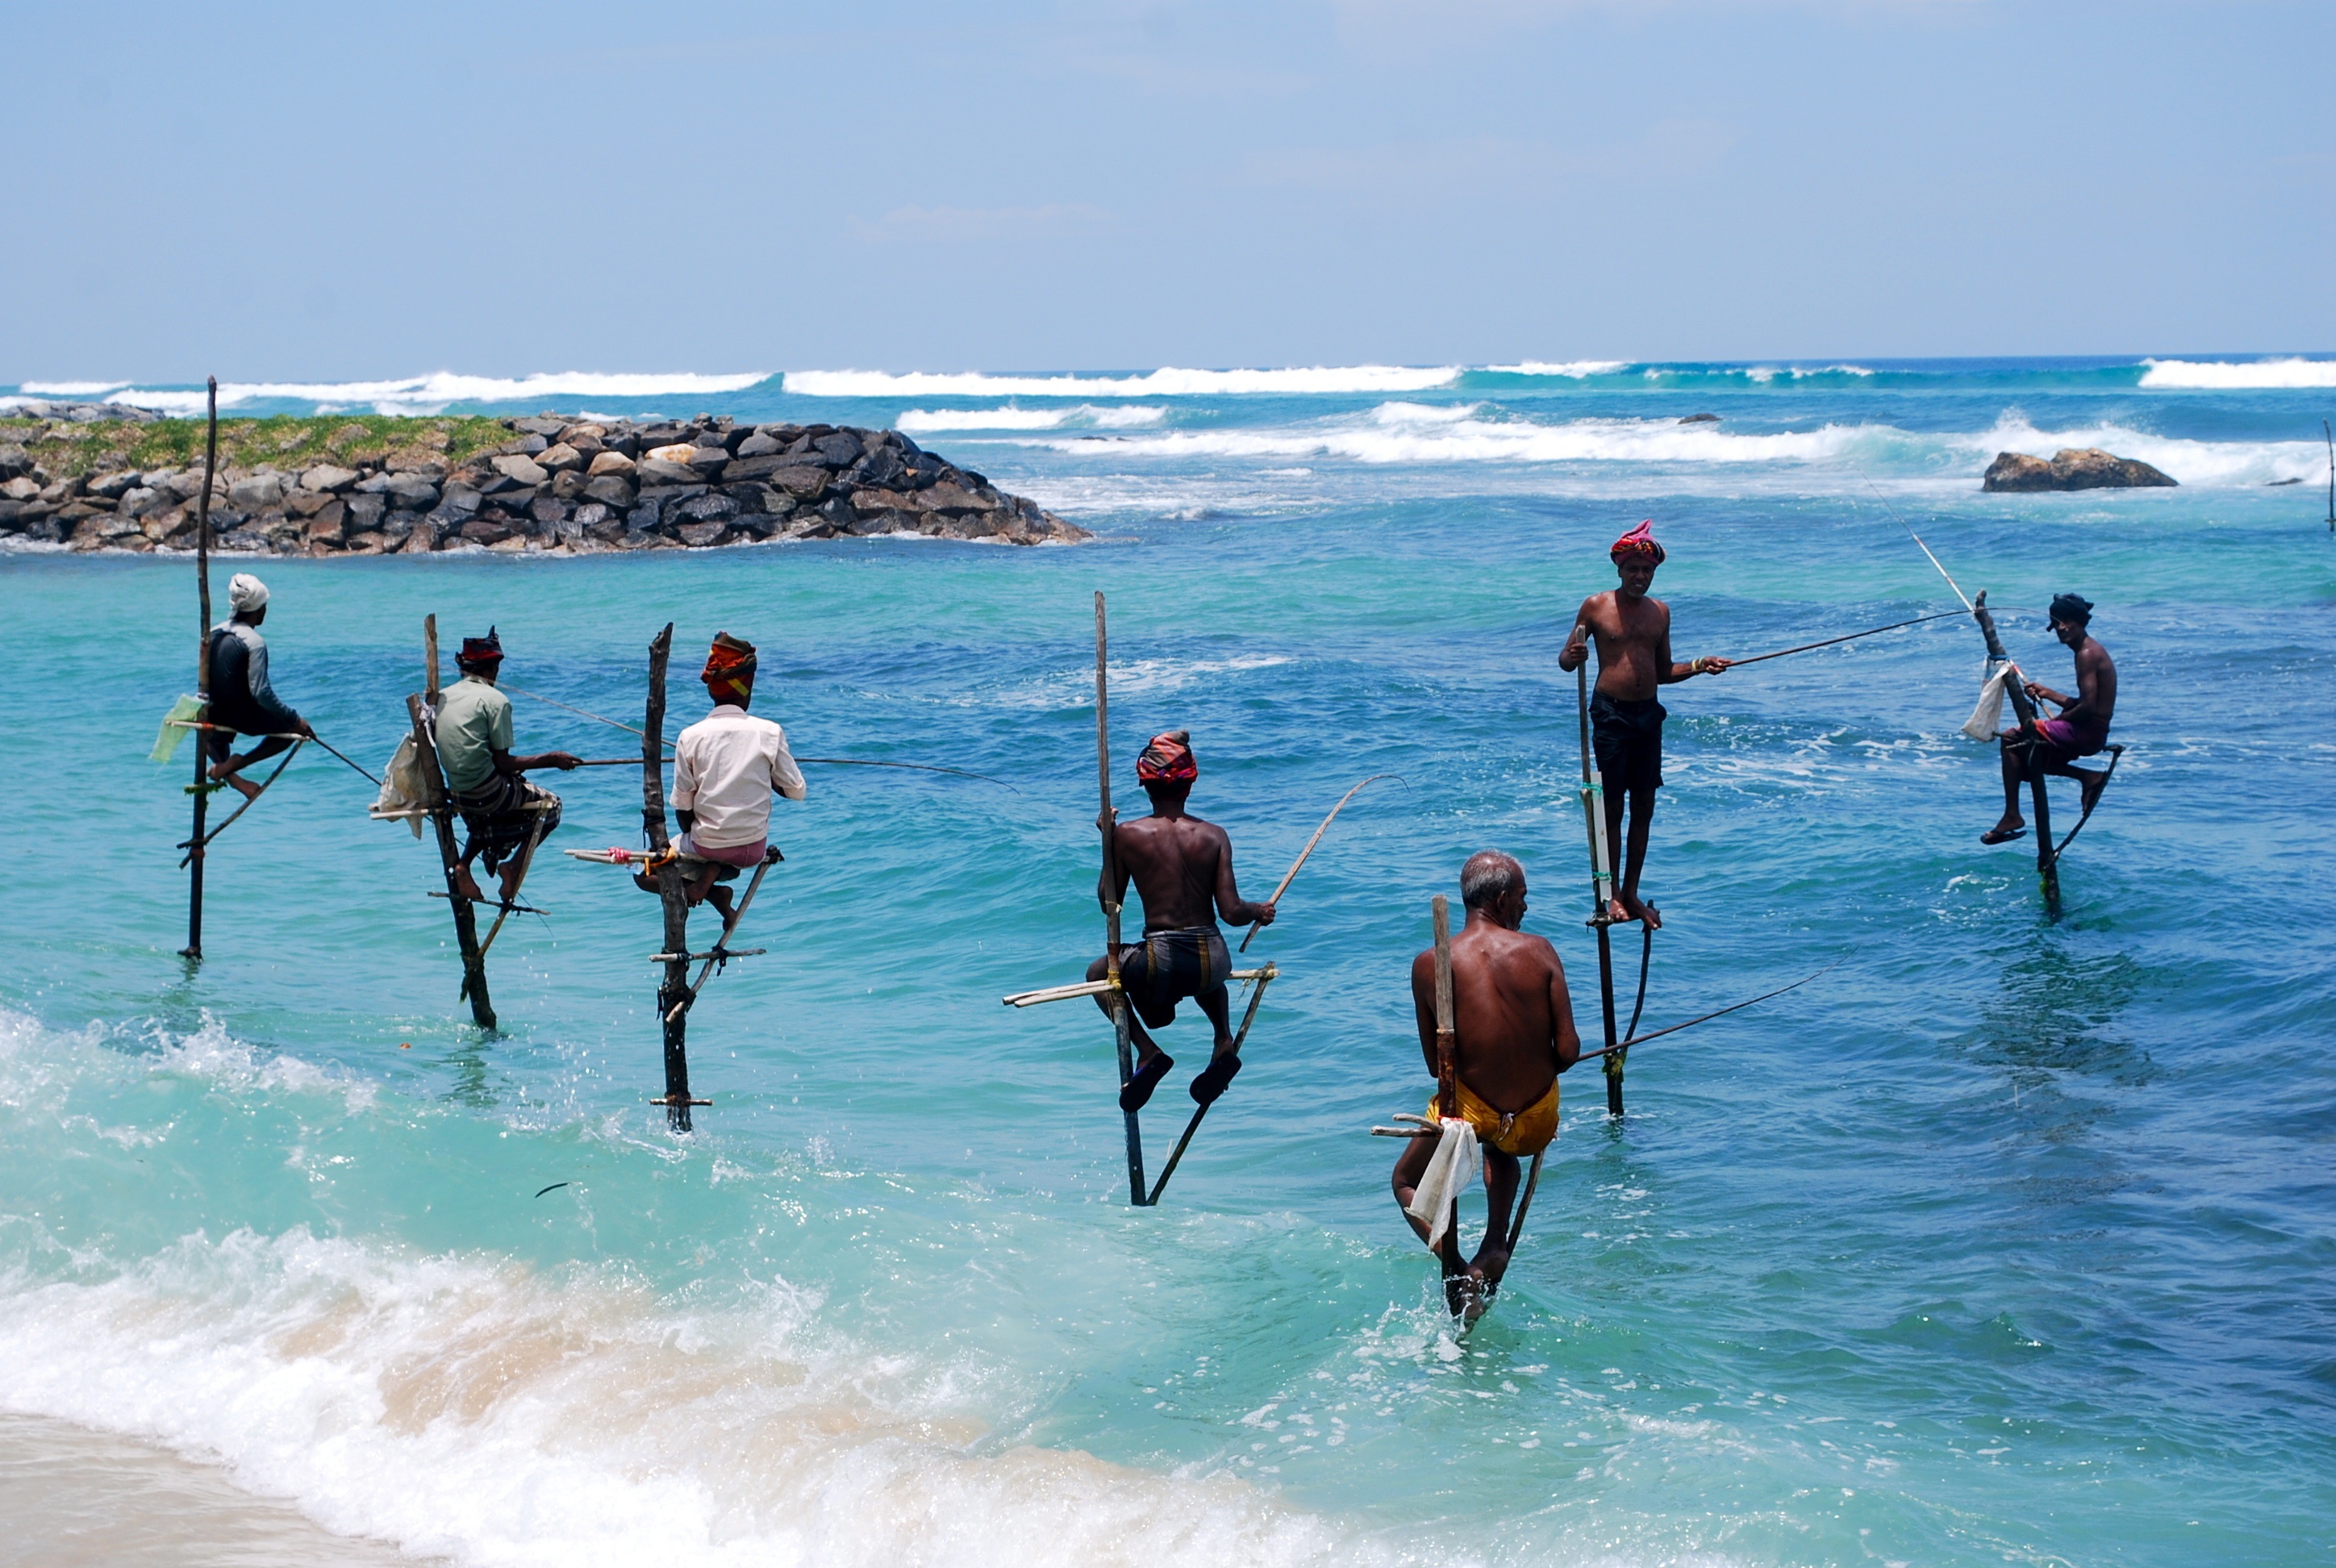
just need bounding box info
[1577,956,1841,1063]
[1729,610,1965,669]
[1239,773,1405,953]
[1846,466,1975,612]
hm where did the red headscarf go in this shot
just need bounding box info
[1611,519,1666,565]
[1136,729,1197,783]
[701,632,757,701]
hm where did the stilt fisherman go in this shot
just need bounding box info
[1982,593,2117,844]
[204,573,312,801]
[637,632,804,920]
[1087,730,1277,1113]
[432,628,578,904]
[1558,520,1732,928]
[1390,852,1580,1303]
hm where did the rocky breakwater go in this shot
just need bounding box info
[1982,448,2177,492]
[0,413,1082,553]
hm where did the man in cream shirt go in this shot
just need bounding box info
[654,632,805,919]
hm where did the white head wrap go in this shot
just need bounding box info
[227,573,269,615]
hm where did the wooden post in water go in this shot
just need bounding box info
[1971,591,2059,908]
[1095,593,1147,1205]
[1574,629,1625,1115]
[641,624,704,1131]
[181,377,219,961]
[411,615,497,1029]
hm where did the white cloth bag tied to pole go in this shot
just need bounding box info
[1962,665,2017,742]
[369,734,430,839]
[1405,1117,1479,1249]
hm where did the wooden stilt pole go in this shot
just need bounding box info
[1430,893,1463,1261]
[181,377,219,962]
[1574,629,1625,1115]
[1095,592,1147,1206]
[1143,964,1276,1207]
[411,615,496,1030]
[641,624,704,1131]
[1971,591,2059,910]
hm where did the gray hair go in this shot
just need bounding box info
[1459,850,1524,911]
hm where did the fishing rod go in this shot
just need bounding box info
[1850,467,1975,611]
[1238,773,1404,953]
[500,685,1016,787]
[1729,610,1963,668]
[1370,958,1842,1140]
[557,756,1014,786]
[2324,418,2333,534]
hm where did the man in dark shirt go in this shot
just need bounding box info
[205,573,310,800]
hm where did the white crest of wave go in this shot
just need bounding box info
[1481,361,1629,377]
[784,366,1460,398]
[2138,357,2336,390]
[1035,407,1869,466]
[895,404,1168,433]
[0,1007,376,1116]
[0,1228,1359,1568]
[50,371,772,418]
[17,380,133,397]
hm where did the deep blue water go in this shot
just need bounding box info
[1,356,2332,1567]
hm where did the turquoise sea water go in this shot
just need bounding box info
[2,357,2333,1566]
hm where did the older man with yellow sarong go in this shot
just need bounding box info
[1391,851,1581,1297]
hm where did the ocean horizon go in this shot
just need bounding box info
[2,352,2331,1566]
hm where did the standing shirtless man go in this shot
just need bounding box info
[1088,730,1276,1113]
[1982,593,2117,844]
[1558,520,1731,928]
[1391,852,1580,1303]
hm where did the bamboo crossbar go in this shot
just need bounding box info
[648,948,766,963]
[428,891,548,915]
[1002,968,1274,1008]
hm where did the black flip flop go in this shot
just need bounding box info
[1189,1052,1244,1106]
[1120,1053,1174,1112]
[1979,825,2028,845]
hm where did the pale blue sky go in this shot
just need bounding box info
[3,1,2328,381]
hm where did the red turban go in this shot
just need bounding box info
[1611,519,1666,565]
[1136,729,1197,783]
[702,632,757,700]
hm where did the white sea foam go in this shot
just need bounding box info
[1481,361,1629,377]
[784,366,1460,398]
[2137,357,2336,390]
[895,404,1167,433]
[35,371,772,419]
[1016,402,2324,486]
[0,1227,1357,1568]
[1743,364,1875,382]
[16,379,133,397]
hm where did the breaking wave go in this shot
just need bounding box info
[2137,357,2336,390]
[0,1226,1354,1568]
[10,371,774,419]
[895,404,1167,433]
[782,366,1461,398]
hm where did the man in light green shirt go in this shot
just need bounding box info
[432,628,578,903]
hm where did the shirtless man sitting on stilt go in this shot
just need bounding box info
[1089,731,1276,1114]
[1391,852,1580,1301]
[1982,593,2118,844]
[1558,520,1731,928]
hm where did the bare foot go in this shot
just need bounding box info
[453,868,486,903]
[707,886,736,925]
[223,775,263,802]
[1470,1244,1512,1290]
[1618,890,1662,930]
[498,866,524,904]
[1445,1270,1487,1323]
[2079,769,2109,816]
[1604,896,1629,925]
[1980,816,2026,845]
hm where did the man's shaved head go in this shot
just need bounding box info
[1460,850,1525,911]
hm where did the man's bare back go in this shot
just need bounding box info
[1112,811,1249,933]
[1408,910,1579,1111]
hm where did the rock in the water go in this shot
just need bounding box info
[1679,412,1721,424]
[1982,448,2177,492]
